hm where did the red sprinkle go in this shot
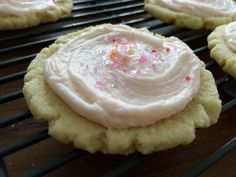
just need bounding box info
[122,67,129,74]
[166,47,170,53]
[151,49,157,53]
[185,76,191,81]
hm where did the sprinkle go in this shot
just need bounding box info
[112,61,121,68]
[112,57,129,68]
[152,63,157,70]
[131,69,137,75]
[104,60,110,65]
[185,76,191,81]
[110,49,118,61]
[121,57,129,65]
[125,39,130,44]
[139,55,147,63]
[122,67,129,74]
[152,53,160,61]
[95,81,107,90]
[127,48,134,55]
[151,49,157,53]
[166,47,170,53]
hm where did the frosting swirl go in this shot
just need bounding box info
[0,0,58,16]
[155,0,236,17]
[224,21,236,52]
[44,24,201,129]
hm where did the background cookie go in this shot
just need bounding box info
[0,0,72,30]
[208,23,236,78]
[23,26,221,155]
[145,0,236,30]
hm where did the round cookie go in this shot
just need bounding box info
[208,22,236,78]
[0,0,72,30]
[145,0,236,30]
[23,24,221,154]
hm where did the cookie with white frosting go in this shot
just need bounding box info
[23,24,221,154]
[145,0,236,30]
[208,21,236,78]
[0,0,72,30]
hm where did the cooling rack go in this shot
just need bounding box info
[0,0,236,177]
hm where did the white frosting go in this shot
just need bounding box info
[155,0,236,17]
[44,24,201,129]
[225,21,236,52]
[0,0,57,16]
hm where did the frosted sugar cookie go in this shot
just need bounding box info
[145,0,236,30]
[0,0,72,30]
[208,21,236,78]
[23,24,221,154]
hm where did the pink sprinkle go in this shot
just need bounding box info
[112,60,121,68]
[93,67,97,74]
[185,76,191,81]
[152,54,160,61]
[139,55,147,63]
[95,81,107,90]
[152,63,157,70]
[166,47,171,53]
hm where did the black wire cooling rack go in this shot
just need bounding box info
[0,0,236,177]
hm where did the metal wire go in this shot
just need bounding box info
[0,0,236,177]
[103,154,149,177]
[0,110,32,128]
[0,159,9,177]
[0,130,49,158]
[19,150,86,177]
[0,1,143,42]
[0,90,23,104]
[0,71,26,84]
[182,137,236,177]
[0,54,36,68]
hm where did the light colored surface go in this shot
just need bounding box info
[0,0,72,30]
[208,24,236,78]
[224,21,236,52]
[145,0,236,30]
[23,25,222,154]
[0,0,58,16]
[155,0,236,17]
[44,24,201,129]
